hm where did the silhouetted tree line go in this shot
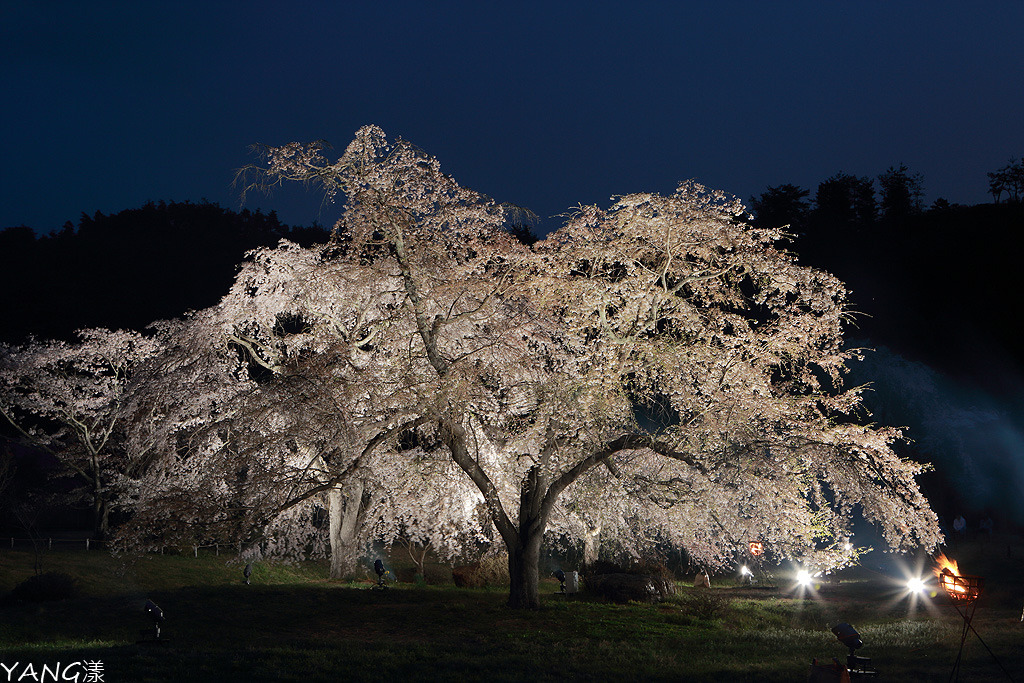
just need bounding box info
[0,201,331,343]
[751,163,1024,395]
[988,158,1024,203]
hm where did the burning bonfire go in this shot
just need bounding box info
[934,553,983,601]
[931,553,1010,680]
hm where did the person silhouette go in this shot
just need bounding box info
[952,514,967,545]
[979,516,993,536]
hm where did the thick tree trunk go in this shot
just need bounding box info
[93,496,109,539]
[92,474,109,539]
[583,524,601,567]
[507,463,549,609]
[442,418,586,610]
[328,479,364,579]
[507,525,544,609]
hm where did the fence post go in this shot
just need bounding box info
[215,544,219,556]
[86,538,90,550]
[48,538,52,550]
[194,546,198,558]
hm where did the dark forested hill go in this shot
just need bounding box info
[0,201,330,342]
[791,201,1024,396]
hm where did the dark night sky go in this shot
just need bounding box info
[3,2,1023,235]
[4,1,1024,526]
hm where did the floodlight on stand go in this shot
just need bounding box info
[373,559,389,590]
[796,569,813,588]
[831,622,862,651]
[831,622,877,677]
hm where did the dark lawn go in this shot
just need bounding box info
[1,539,1021,682]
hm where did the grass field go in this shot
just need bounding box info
[1,538,1022,682]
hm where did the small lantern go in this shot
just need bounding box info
[748,540,764,557]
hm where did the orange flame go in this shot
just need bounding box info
[934,552,960,578]
[934,553,969,597]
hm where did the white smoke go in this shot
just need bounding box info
[849,344,1024,525]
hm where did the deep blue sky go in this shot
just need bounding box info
[3,2,1022,235]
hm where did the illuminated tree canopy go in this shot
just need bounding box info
[4,126,941,609]
[0,329,157,536]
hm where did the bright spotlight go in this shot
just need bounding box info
[739,564,756,585]
[907,576,926,594]
[796,569,813,587]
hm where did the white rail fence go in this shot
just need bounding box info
[3,536,233,556]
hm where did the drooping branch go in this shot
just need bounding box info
[226,333,285,374]
[392,230,451,377]
[263,415,432,520]
[541,433,710,524]
[441,417,517,547]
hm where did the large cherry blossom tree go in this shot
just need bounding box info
[0,329,158,536]
[194,125,938,608]
[111,126,940,607]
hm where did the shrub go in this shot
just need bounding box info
[585,573,676,603]
[451,554,509,588]
[584,557,675,582]
[10,572,81,603]
[584,559,624,576]
[678,587,730,620]
[394,563,452,584]
[423,563,452,585]
[633,558,676,582]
